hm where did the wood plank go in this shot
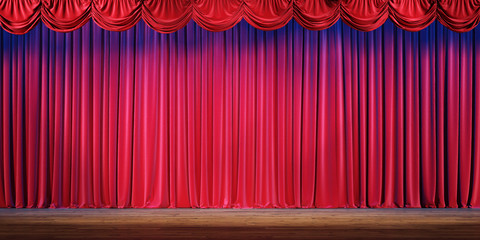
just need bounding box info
[0,209,479,239]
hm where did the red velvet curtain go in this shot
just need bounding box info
[1,0,480,34]
[1,19,480,208]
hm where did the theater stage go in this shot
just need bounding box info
[0,209,479,239]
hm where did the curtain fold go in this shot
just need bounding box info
[1,0,480,34]
[1,19,480,208]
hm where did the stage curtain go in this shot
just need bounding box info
[1,20,480,208]
[1,1,480,34]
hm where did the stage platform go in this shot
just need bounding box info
[1,208,479,239]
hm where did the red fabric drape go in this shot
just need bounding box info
[1,0,480,34]
[1,20,480,209]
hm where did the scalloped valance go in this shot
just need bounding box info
[0,0,478,34]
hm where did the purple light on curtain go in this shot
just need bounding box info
[1,20,480,208]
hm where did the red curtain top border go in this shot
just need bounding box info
[0,0,478,35]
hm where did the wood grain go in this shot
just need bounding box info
[0,209,479,239]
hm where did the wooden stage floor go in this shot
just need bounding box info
[0,209,479,239]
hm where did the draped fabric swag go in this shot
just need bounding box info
[1,19,480,208]
[1,0,480,34]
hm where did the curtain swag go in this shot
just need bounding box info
[0,0,479,34]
